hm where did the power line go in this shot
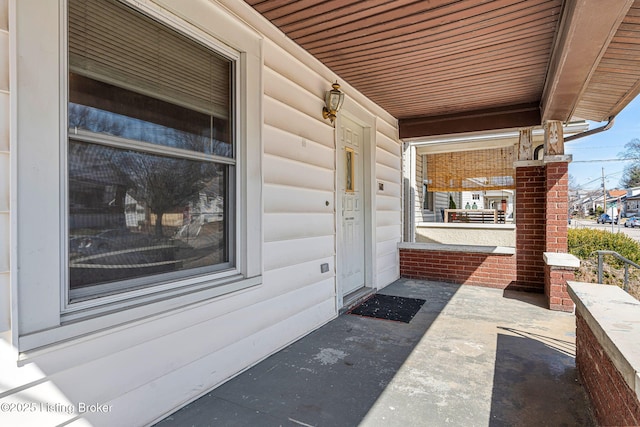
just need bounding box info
[572,158,640,163]
[566,145,628,150]
[574,170,624,190]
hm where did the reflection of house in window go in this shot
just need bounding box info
[68,146,129,230]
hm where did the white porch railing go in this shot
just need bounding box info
[444,209,506,224]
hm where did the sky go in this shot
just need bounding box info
[565,95,640,191]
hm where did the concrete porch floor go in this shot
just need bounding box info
[155,279,595,427]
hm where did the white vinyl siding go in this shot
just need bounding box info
[434,191,455,221]
[262,41,336,321]
[375,126,402,287]
[1,0,401,426]
[0,0,7,330]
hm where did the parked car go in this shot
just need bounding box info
[625,216,639,228]
[597,214,613,224]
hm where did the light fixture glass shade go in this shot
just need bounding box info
[323,82,345,123]
[325,83,345,112]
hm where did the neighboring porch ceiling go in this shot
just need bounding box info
[245,0,640,139]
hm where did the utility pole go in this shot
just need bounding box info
[602,167,606,219]
[602,167,615,232]
[602,167,610,230]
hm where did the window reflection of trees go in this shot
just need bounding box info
[68,103,228,289]
[69,103,232,157]
[113,150,221,237]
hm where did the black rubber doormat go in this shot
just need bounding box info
[348,294,426,323]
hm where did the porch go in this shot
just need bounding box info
[155,278,594,426]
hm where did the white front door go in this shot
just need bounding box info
[338,116,365,297]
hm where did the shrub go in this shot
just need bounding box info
[568,228,640,266]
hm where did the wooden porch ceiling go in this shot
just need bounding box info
[245,0,640,139]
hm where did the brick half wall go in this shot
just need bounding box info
[399,248,522,290]
[576,313,640,426]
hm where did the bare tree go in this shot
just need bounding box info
[69,104,223,236]
[618,138,640,188]
[118,153,219,236]
[113,130,221,237]
[68,103,125,136]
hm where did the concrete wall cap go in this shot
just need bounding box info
[415,222,516,230]
[514,160,544,167]
[399,242,515,255]
[567,281,640,402]
[543,154,572,163]
[543,252,580,268]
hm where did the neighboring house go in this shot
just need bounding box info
[627,186,640,197]
[609,189,627,205]
[624,194,640,217]
[570,189,600,216]
[575,196,595,216]
[588,189,626,217]
[2,1,640,426]
[622,186,640,217]
[609,190,627,199]
[608,189,627,218]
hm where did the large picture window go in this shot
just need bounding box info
[68,0,234,302]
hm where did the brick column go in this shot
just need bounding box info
[544,253,578,312]
[544,157,574,311]
[514,163,546,292]
[514,123,577,309]
[545,160,569,253]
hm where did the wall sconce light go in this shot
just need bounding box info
[322,81,345,123]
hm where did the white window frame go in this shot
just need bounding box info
[13,0,263,352]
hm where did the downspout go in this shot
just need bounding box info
[564,116,615,143]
